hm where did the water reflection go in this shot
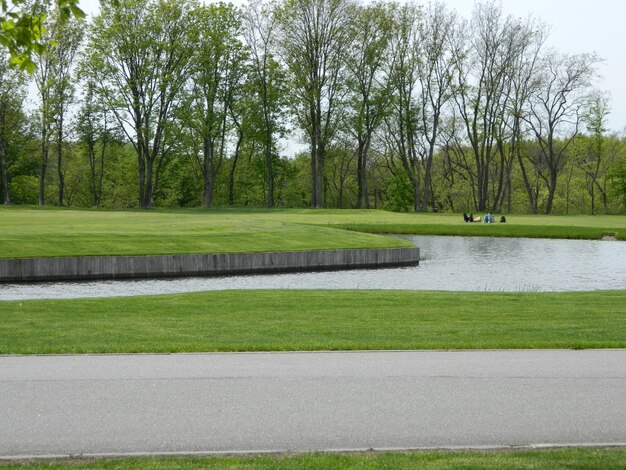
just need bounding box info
[1,236,625,300]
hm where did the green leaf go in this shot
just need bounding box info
[70,4,86,19]
[32,43,46,54]
[1,20,15,31]
[22,57,37,73]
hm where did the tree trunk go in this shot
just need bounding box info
[89,143,97,207]
[315,141,324,208]
[137,148,146,208]
[203,137,214,208]
[39,131,49,206]
[0,107,9,205]
[356,140,364,209]
[310,142,317,208]
[517,151,537,214]
[57,116,64,206]
[476,159,489,212]
[0,138,9,205]
[565,167,574,215]
[545,170,558,214]
[422,157,433,212]
[144,158,154,208]
[264,129,274,208]
[90,136,107,209]
[96,140,106,209]
[596,181,608,212]
[362,138,370,209]
[228,129,244,206]
[309,98,318,208]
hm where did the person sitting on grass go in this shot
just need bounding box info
[484,212,495,223]
[500,215,507,223]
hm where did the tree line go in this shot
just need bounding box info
[1,0,625,214]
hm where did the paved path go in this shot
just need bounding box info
[1,350,626,458]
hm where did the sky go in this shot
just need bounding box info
[445,0,626,132]
[76,0,626,132]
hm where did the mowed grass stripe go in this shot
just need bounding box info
[1,290,624,354]
[0,208,412,258]
[1,207,624,258]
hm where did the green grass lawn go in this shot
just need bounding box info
[0,206,624,258]
[1,290,624,354]
[2,449,626,469]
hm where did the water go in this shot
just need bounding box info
[1,236,625,301]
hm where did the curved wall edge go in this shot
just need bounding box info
[0,247,420,283]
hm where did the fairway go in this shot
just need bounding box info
[0,206,624,258]
[1,290,625,354]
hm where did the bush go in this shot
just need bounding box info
[8,175,38,204]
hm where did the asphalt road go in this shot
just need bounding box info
[1,350,625,458]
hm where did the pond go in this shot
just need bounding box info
[1,235,625,301]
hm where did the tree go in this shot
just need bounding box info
[385,2,421,211]
[525,51,600,213]
[607,146,626,212]
[0,53,26,204]
[243,0,286,208]
[451,1,517,212]
[324,141,355,208]
[344,1,393,209]
[179,2,246,208]
[49,15,82,206]
[75,79,122,208]
[414,1,456,211]
[84,0,195,208]
[506,18,546,213]
[576,92,620,214]
[277,0,354,208]
[33,7,55,206]
[0,0,84,72]
[226,80,253,207]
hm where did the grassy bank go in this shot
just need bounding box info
[0,207,410,258]
[1,290,624,354]
[2,448,626,469]
[0,206,624,258]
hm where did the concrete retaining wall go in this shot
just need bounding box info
[0,247,419,283]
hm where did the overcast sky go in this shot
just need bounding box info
[77,0,626,132]
[446,0,626,132]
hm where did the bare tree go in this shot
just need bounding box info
[525,51,600,213]
[451,1,521,212]
[505,18,546,213]
[385,2,421,211]
[415,1,457,211]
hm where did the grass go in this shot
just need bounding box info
[0,206,624,258]
[2,448,626,469]
[0,207,410,258]
[1,209,624,468]
[1,290,625,354]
